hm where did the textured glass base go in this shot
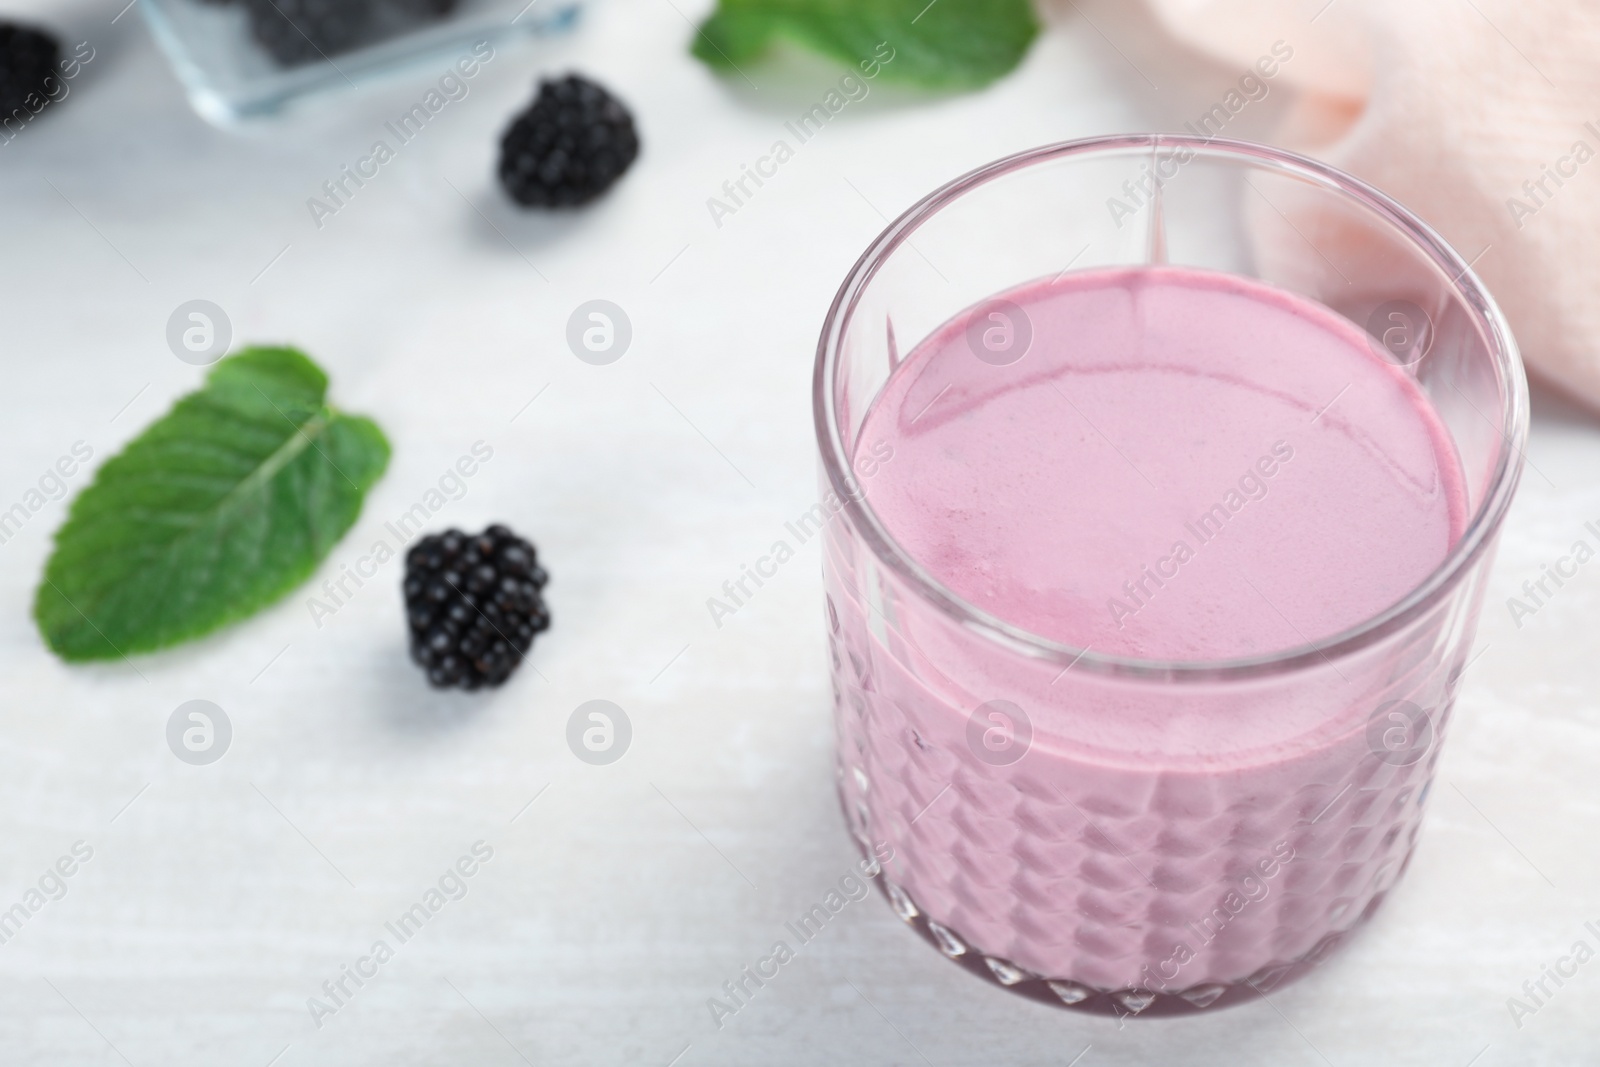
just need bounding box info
[851,828,1396,1017]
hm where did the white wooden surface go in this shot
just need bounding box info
[1,1,1596,1063]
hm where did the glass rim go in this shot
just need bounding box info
[813,134,1530,683]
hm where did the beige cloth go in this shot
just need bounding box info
[1142,0,1600,409]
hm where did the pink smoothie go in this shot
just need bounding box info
[860,266,1465,661]
[828,266,1471,1003]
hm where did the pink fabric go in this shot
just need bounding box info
[1141,0,1600,408]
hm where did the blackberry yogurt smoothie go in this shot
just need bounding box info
[816,139,1527,1014]
[860,267,1466,663]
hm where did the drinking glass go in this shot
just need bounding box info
[814,135,1527,1014]
[143,0,581,122]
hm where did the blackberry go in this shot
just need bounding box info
[498,74,639,208]
[0,22,60,119]
[404,525,549,690]
[246,0,374,67]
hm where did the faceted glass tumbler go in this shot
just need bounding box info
[813,136,1528,1015]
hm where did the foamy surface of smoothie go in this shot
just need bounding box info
[855,266,1466,661]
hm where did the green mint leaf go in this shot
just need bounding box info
[693,0,1039,91]
[35,346,390,662]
